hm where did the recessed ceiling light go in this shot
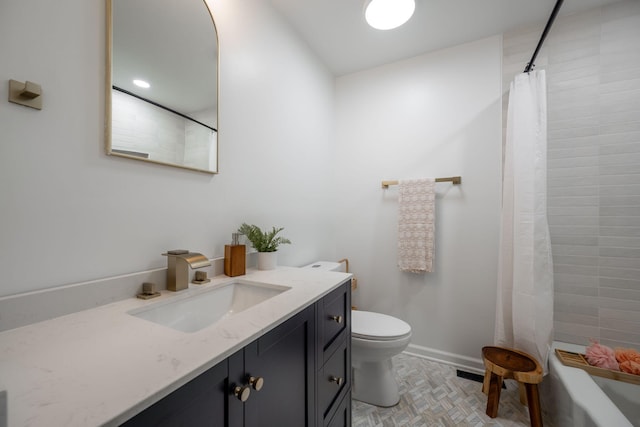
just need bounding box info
[365,0,415,30]
[133,79,150,89]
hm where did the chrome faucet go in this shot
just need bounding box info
[162,250,211,291]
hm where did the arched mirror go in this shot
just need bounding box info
[106,0,219,174]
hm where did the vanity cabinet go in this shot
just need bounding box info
[120,358,228,427]
[121,281,351,427]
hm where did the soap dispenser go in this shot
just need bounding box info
[224,233,246,277]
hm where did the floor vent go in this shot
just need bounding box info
[456,369,483,383]
[455,370,506,388]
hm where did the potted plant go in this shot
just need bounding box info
[237,223,291,270]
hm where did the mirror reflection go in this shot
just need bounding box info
[106,0,219,173]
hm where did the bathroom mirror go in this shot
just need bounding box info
[106,0,219,174]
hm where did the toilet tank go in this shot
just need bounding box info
[301,261,344,272]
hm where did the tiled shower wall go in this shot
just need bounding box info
[111,90,186,164]
[502,0,640,349]
[111,91,215,169]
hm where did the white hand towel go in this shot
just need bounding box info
[397,178,436,273]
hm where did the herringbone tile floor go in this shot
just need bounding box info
[352,353,553,427]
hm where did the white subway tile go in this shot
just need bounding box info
[599,247,640,259]
[548,145,598,159]
[547,55,600,74]
[599,152,640,166]
[556,333,592,346]
[602,0,640,22]
[599,111,640,127]
[555,320,599,338]
[599,196,640,207]
[600,328,640,344]
[598,296,640,311]
[600,267,640,281]
[600,175,640,187]
[554,300,599,317]
[553,245,600,257]
[549,186,598,197]
[548,165,598,177]
[554,255,599,266]
[599,233,640,247]
[599,256,640,270]
[554,264,599,276]
[555,311,599,325]
[600,206,640,217]
[600,307,640,322]
[549,156,599,169]
[600,337,640,348]
[600,78,640,94]
[555,273,599,288]
[548,196,598,207]
[600,142,640,156]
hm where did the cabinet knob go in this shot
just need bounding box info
[330,315,343,324]
[329,376,344,386]
[249,376,264,391]
[233,385,251,402]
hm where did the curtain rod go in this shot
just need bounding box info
[112,86,218,132]
[381,176,462,189]
[524,0,564,73]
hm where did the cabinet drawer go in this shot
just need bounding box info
[318,338,350,422]
[318,281,351,360]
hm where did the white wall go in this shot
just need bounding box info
[0,0,336,297]
[1,0,505,366]
[334,36,503,365]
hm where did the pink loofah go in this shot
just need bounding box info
[584,340,619,370]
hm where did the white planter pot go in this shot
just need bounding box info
[257,252,277,270]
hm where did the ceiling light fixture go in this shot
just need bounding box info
[133,79,150,89]
[364,0,415,30]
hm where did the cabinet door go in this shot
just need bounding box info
[238,305,316,427]
[120,358,228,427]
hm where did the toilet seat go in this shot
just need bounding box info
[352,310,411,341]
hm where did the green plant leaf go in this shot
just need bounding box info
[237,223,291,252]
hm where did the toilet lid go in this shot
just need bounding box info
[352,310,411,341]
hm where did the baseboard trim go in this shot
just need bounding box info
[403,343,485,375]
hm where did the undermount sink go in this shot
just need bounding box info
[129,280,290,333]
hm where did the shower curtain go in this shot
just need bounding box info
[495,70,554,371]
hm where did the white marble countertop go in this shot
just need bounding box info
[0,267,351,427]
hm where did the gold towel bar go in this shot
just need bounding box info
[381,176,462,189]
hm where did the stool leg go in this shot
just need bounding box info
[485,372,503,418]
[482,369,490,395]
[524,383,543,427]
[518,382,527,406]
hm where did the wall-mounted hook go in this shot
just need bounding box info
[8,79,42,110]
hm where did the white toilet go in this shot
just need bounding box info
[303,261,412,407]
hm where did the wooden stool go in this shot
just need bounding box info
[481,346,543,427]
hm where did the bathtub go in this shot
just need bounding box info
[542,342,639,427]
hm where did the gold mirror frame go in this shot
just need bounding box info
[105,0,219,174]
